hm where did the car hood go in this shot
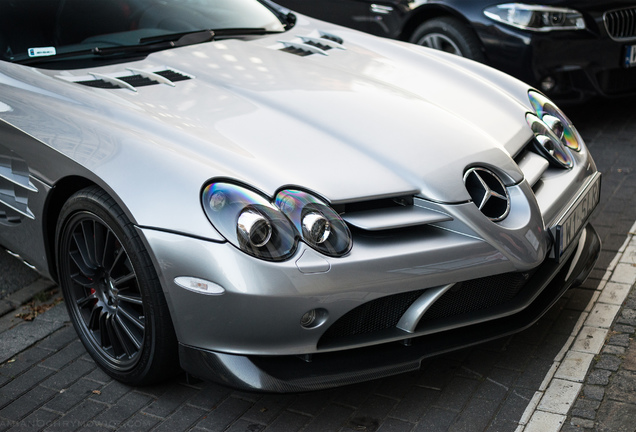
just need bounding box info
[0,17,536,236]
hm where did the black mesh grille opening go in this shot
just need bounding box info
[418,272,531,324]
[319,289,426,345]
[597,68,636,94]
[319,271,532,347]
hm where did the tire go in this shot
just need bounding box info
[409,17,486,62]
[56,186,178,385]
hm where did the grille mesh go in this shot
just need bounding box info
[605,8,636,40]
[319,272,531,347]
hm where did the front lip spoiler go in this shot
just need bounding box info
[179,224,601,393]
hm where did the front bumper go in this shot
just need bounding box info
[479,24,636,101]
[178,223,598,392]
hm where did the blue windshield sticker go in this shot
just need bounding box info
[28,47,57,58]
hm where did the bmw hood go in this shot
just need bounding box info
[5,18,535,206]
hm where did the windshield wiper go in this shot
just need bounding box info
[94,29,215,56]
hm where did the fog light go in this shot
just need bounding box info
[237,210,272,248]
[540,76,556,92]
[300,308,328,329]
[300,310,316,327]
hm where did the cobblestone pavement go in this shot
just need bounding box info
[0,96,635,432]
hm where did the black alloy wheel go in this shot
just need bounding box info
[57,186,177,385]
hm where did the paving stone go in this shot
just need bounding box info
[344,416,380,432]
[301,404,355,432]
[40,360,95,391]
[412,408,456,432]
[554,351,595,382]
[537,379,582,415]
[91,391,154,428]
[581,385,605,401]
[473,369,519,402]
[623,342,636,371]
[43,400,106,432]
[226,419,265,432]
[524,411,565,432]
[587,369,612,386]
[571,399,600,420]
[117,412,161,431]
[434,376,479,410]
[595,400,636,432]
[194,396,253,431]
[186,385,232,410]
[597,282,631,305]
[286,389,335,417]
[89,380,131,404]
[0,319,66,364]
[0,347,51,379]
[602,345,626,355]
[152,405,208,432]
[595,354,622,372]
[261,410,311,432]
[586,303,621,328]
[332,380,378,409]
[569,417,595,429]
[45,378,104,413]
[36,326,78,352]
[39,341,86,371]
[571,326,609,354]
[376,418,414,432]
[608,333,632,347]
[5,408,59,432]
[447,397,500,432]
[389,387,439,423]
[0,386,57,421]
[142,384,197,418]
[239,394,297,425]
[491,387,535,425]
[605,370,636,404]
[0,365,54,408]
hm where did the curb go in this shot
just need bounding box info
[516,220,636,431]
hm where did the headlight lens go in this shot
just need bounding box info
[526,113,573,169]
[275,189,352,257]
[528,90,583,152]
[484,4,585,31]
[202,182,297,261]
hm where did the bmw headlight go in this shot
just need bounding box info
[484,4,585,31]
[528,90,583,152]
[275,189,352,257]
[202,182,297,261]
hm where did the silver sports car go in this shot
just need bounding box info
[0,0,600,392]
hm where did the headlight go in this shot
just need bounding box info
[484,4,585,31]
[202,182,297,261]
[275,189,352,257]
[528,90,583,152]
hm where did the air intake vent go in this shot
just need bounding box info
[279,31,345,56]
[604,7,636,40]
[67,68,193,91]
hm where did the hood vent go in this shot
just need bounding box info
[64,67,193,91]
[279,31,345,57]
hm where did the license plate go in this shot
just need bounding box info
[552,173,601,260]
[625,44,636,68]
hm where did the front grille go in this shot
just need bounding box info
[604,8,636,40]
[597,68,636,94]
[417,272,531,324]
[319,272,531,347]
[319,289,426,344]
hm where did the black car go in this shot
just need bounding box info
[274,0,636,101]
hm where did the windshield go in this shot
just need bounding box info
[0,0,287,64]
